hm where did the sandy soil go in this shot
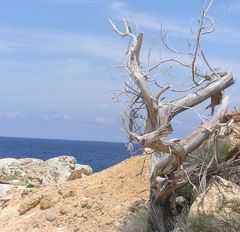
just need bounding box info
[0,154,150,232]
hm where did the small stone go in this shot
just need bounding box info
[114,222,121,228]
[59,203,71,215]
[80,212,88,219]
[105,219,113,225]
[21,189,32,197]
[40,194,60,210]
[58,188,75,198]
[73,202,79,208]
[176,196,187,206]
[47,212,56,222]
[80,196,93,209]
[92,202,102,212]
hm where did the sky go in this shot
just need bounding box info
[0,0,239,142]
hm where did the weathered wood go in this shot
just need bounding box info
[110,4,235,230]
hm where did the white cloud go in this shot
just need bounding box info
[0,111,26,120]
[80,116,116,124]
[110,1,190,37]
[0,29,125,62]
[42,113,70,121]
[94,116,116,124]
[228,1,240,13]
[110,1,240,47]
[213,26,240,46]
[39,0,107,4]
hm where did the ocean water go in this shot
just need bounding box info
[0,137,142,172]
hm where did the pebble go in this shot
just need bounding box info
[47,212,56,222]
[59,203,71,215]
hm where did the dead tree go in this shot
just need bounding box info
[110,1,237,231]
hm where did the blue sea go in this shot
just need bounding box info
[0,137,142,172]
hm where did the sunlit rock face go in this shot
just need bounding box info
[0,156,92,188]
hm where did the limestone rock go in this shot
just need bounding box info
[67,169,83,181]
[18,195,42,215]
[67,164,92,181]
[40,194,60,210]
[80,196,94,209]
[0,184,13,199]
[59,203,72,215]
[58,188,75,198]
[46,212,56,222]
[0,156,92,187]
[45,156,77,184]
[0,158,46,186]
[75,164,93,176]
[190,176,240,231]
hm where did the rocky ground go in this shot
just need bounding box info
[0,156,93,188]
[0,154,150,232]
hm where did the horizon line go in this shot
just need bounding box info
[0,135,127,144]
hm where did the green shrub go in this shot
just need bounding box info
[188,213,215,232]
[120,208,152,232]
[187,138,230,167]
[25,183,34,188]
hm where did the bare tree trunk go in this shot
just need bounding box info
[148,197,172,232]
[110,3,236,230]
[151,152,164,175]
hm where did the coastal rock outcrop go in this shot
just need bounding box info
[0,156,93,188]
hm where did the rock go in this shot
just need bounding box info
[67,164,93,181]
[176,196,187,206]
[0,158,46,186]
[0,156,92,187]
[21,188,33,198]
[53,228,67,232]
[114,221,121,228]
[46,212,56,222]
[40,194,60,210]
[220,165,240,186]
[58,188,75,198]
[0,184,13,199]
[59,203,72,215]
[0,194,13,202]
[46,156,77,168]
[190,176,240,231]
[80,196,94,209]
[45,156,77,184]
[105,219,113,225]
[67,170,83,181]
[75,164,93,176]
[81,173,87,178]
[18,195,42,215]
[79,212,88,219]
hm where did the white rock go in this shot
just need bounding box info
[74,164,93,176]
[0,156,92,187]
[0,184,13,199]
[190,176,240,231]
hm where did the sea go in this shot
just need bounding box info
[0,137,143,172]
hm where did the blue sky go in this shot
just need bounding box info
[0,0,239,142]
